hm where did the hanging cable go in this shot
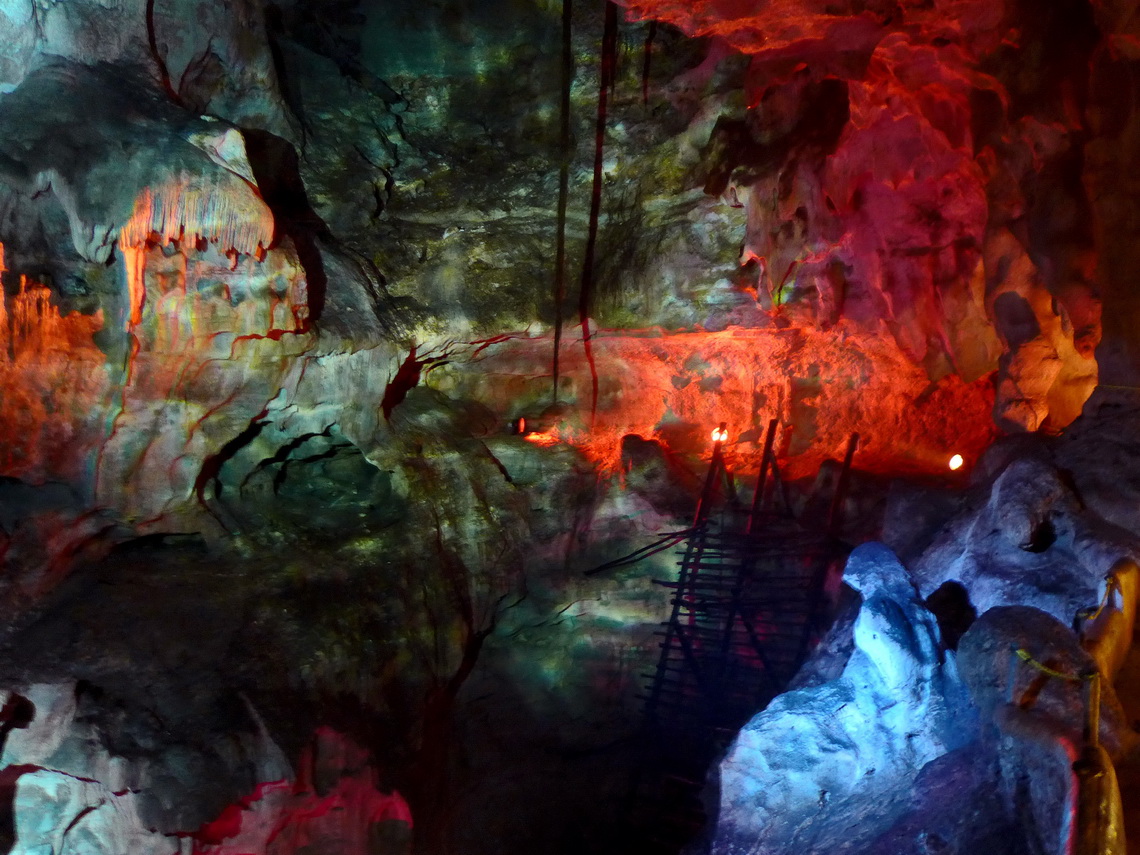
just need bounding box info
[642,20,656,105]
[578,1,618,424]
[551,0,574,405]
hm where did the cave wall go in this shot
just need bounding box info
[0,0,1135,854]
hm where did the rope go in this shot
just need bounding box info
[1016,652,1094,688]
[1013,647,1096,683]
[1075,573,1120,626]
[584,528,699,576]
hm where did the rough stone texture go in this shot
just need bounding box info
[906,456,1140,625]
[711,543,975,854]
[862,743,1028,855]
[620,0,1104,428]
[958,606,1134,855]
[0,684,410,855]
[958,606,1132,759]
[0,60,276,265]
[0,0,1099,575]
[0,0,291,131]
[438,324,997,483]
[0,0,1133,853]
[1055,388,1140,534]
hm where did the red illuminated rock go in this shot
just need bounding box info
[193,728,412,855]
[619,0,1101,431]
[442,323,997,481]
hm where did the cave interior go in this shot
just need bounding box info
[0,0,1139,853]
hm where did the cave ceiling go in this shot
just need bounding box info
[0,0,1132,526]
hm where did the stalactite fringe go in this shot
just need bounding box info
[120,175,275,258]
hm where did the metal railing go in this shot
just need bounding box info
[1008,646,1123,855]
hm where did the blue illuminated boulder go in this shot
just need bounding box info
[711,543,976,854]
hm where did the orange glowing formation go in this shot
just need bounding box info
[948,453,964,471]
[523,430,559,447]
[121,179,274,258]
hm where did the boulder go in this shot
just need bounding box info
[910,458,1140,624]
[711,543,975,854]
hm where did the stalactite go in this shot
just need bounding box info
[145,0,184,106]
[120,242,148,330]
[11,275,73,356]
[118,175,276,337]
[120,177,275,259]
[551,0,573,405]
[0,264,104,361]
[14,276,42,353]
[578,1,619,424]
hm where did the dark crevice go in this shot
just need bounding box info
[239,426,334,492]
[0,765,40,855]
[193,411,270,505]
[702,77,850,197]
[382,346,425,422]
[1021,517,1057,553]
[273,443,346,493]
[924,581,977,650]
[642,20,657,105]
[242,129,406,333]
[145,0,184,107]
[0,695,35,855]
[263,3,310,144]
[241,130,330,327]
[380,346,450,421]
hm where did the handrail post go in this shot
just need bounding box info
[746,419,778,535]
[694,423,727,527]
[827,432,859,537]
[1083,670,1101,749]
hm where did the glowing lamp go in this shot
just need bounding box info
[948,454,964,471]
[711,425,729,444]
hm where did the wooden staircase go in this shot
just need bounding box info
[616,423,857,854]
[644,525,838,737]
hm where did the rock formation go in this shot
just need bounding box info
[713,543,975,854]
[0,0,1135,852]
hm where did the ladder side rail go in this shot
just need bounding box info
[747,419,779,535]
[694,431,728,527]
[646,529,704,722]
[732,608,784,695]
[827,432,860,537]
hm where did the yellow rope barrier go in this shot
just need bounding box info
[1014,647,1094,683]
[1076,573,1121,627]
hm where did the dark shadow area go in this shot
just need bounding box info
[1021,516,1057,553]
[0,694,35,855]
[242,129,330,325]
[925,581,977,651]
[993,292,1040,349]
